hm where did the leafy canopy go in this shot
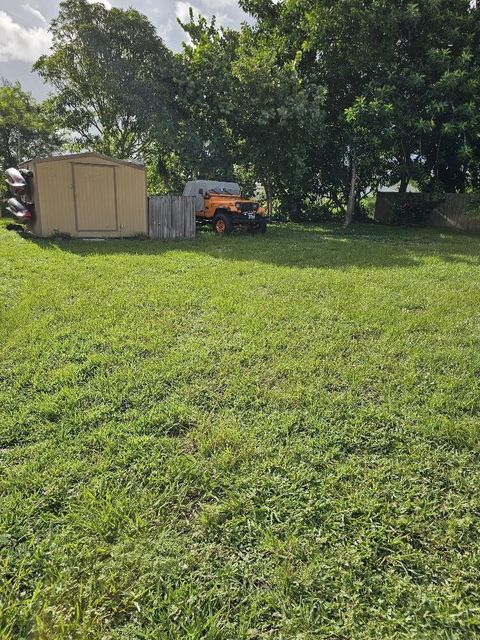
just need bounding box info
[34,0,177,159]
[0,80,61,170]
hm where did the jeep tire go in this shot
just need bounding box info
[213,213,233,234]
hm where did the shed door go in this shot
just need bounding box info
[73,163,117,231]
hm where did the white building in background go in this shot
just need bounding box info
[378,182,420,193]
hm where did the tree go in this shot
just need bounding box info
[0,80,61,170]
[237,0,394,222]
[354,0,480,194]
[171,14,239,190]
[240,0,480,221]
[178,11,326,217]
[34,0,177,160]
[34,0,480,215]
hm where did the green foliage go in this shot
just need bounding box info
[177,12,326,218]
[28,0,480,213]
[300,200,343,222]
[361,196,377,220]
[145,149,190,195]
[238,0,480,215]
[34,0,177,160]
[464,193,480,220]
[2,221,480,637]
[0,80,61,170]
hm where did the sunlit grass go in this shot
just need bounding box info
[1,220,480,638]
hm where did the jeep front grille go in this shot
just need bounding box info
[236,202,258,212]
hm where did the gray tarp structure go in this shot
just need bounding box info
[183,180,241,211]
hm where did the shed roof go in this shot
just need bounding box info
[19,151,144,171]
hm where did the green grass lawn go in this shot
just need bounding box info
[1,220,480,639]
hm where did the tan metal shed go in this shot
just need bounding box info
[19,152,147,238]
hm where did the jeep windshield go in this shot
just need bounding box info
[208,188,240,195]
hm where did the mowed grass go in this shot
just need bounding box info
[1,220,480,639]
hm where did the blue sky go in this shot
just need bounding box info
[0,0,248,98]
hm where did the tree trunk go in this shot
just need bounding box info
[344,157,356,227]
[262,176,273,218]
[156,156,171,192]
[290,199,298,221]
[399,174,409,193]
[399,143,411,193]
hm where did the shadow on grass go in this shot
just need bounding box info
[24,222,480,271]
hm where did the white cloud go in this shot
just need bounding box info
[0,10,51,62]
[86,0,113,9]
[201,0,239,9]
[175,1,203,23]
[175,0,247,30]
[0,0,250,96]
[212,10,236,26]
[157,18,175,42]
[22,3,48,25]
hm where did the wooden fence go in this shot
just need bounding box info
[375,192,480,233]
[148,196,196,239]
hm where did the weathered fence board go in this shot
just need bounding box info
[375,192,480,233]
[148,196,196,239]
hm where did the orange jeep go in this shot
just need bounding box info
[183,180,266,234]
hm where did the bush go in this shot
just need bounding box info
[289,200,343,223]
[465,194,480,220]
[361,196,376,220]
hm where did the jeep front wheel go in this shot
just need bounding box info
[212,213,233,234]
